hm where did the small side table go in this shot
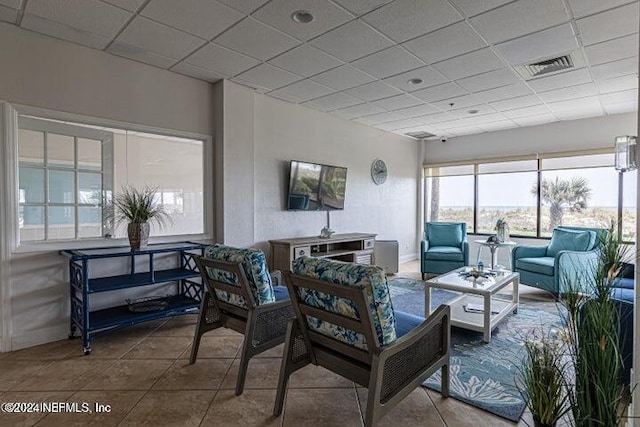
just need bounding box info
[474,240,517,270]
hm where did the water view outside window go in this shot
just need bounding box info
[477,171,537,236]
[425,174,474,233]
[425,153,637,242]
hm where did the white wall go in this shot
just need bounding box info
[0,25,215,351]
[0,23,214,135]
[425,112,637,164]
[216,81,421,260]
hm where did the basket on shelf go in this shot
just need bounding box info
[126,295,170,313]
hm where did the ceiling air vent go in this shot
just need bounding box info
[515,51,585,80]
[405,131,436,139]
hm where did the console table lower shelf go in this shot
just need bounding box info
[61,242,206,355]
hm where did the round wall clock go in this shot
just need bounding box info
[371,158,388,185]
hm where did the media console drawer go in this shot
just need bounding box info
[293,246,311,259]
[269,233,377,272]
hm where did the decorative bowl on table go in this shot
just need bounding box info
[459,268,496,282]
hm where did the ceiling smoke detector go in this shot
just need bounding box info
[291,10,314,23]
[405,131,436,139]
[515,51,586,80]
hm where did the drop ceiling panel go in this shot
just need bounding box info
[432,48,504,80]
[489,94,543,111]
[107,40,177,68]
[253,0,353,41]
[331,0,393,15]
[350,46,424,79]
[480,119,518,131]
[333,102,387,119]
[402,21,487,65]
[449,0,513,18]
[591,56,638,80]
[471,0,570,44]
[268,44,343,77]
[310,64,376,90]
[596,74,639,93]
[310,19,394,62]
[360,111,405,123]
[382,66,448,92]
[0,5,17,23]
[584,34,638,66]
[362,0,462,43]
[183,43,260,77]
[216,0,270,14]
[432,94,481,110]
[302,91,362,111]
[394,103,440,118]
[526,68,593,92]
[448,104,498,118]
[344,81,402,101]
[604,101,637,114]
[600,88,638,104]
[268,79,336,102]
[502,105,551,119]
[233,63,302,90]
[472,83,532,103]
[575,2,639,46]
[567,0,635,18]
[214,18,300,61]
[141,0,244,40]
[102,0,145,11]
[371,94,422,110]
[26,0,132,38]
[379,117,427,130]
[171,62,224,82]
[21,13,112,49]
[412,82,468,103]
[512,114,559,126]
[116,17,204,60]
[495,23,579,66]
[538,83,598,102]
[456,68,519,92]
[548,96,603,113]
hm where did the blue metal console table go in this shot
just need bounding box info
[61,242,207,355]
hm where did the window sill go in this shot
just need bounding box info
[12,234,213,254]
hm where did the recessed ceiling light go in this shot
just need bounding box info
[468,109,479,114]
[407,78,423,85]
[291,10,314,23]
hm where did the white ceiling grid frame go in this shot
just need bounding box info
[140,0,244,40]
[2,0,638,138]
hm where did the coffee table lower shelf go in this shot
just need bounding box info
[447,294,517,342]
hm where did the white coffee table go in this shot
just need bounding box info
[425,268,519,343]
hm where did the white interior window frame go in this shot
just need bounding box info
[2,102,214,254]
[18,116,115,243]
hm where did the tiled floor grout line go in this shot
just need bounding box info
[422,387,449,426]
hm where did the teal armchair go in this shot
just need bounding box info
[421,222,469,279]
[512,226,608,294]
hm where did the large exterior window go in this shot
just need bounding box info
[424,152,636,242]
[17,115,205,244]
[425,165,474,233]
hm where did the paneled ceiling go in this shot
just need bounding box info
[2,0,638,138]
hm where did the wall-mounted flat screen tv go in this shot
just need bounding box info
[287,160,347,210]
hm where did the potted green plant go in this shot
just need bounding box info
[560,224,631,426]
[109,186,170,249]
[518,333,570,427]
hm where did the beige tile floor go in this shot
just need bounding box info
[0,261,543,427]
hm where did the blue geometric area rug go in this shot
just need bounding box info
[387,276,564,423]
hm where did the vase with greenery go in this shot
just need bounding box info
[109,186,170,249]
[560,224,631,426]
[518,331,570,427]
